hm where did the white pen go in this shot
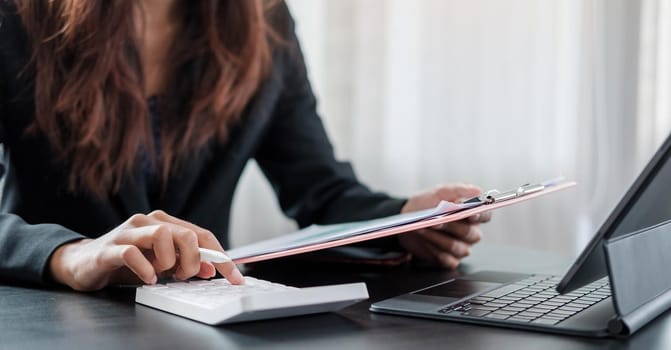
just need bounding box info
[198,247,232,263]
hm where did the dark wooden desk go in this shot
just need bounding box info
[2,243,670,350]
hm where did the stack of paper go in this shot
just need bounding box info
[227,180,576,264]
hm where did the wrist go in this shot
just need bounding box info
[48,239,90,288]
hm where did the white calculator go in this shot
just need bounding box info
[135,276,369,325]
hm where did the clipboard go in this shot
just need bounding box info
[227,179,576,264]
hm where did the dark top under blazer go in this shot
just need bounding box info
[0,2,406,285]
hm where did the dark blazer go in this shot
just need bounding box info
[0,2,405,285]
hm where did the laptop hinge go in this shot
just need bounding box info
[603,220,671,336]
[607,287,671,335]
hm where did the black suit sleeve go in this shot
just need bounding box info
[0,4,86,285]
[0,214,85,285]
[255,8,407,230]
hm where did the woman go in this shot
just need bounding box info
[0,0,488,291]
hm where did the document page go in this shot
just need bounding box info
[227,200,479,260]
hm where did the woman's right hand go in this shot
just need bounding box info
[48,210,243,291]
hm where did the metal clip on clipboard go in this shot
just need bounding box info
[461,177,565,205]
[478,182,546,205]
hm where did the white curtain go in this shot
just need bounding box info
[638,0,671,161]
[229,0,671,256]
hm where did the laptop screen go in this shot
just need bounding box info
[557,133,671,293]
[609,152,671,237]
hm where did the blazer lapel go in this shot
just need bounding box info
[155,144,212,216]
[116,164,151,216]
[152,69,282,217]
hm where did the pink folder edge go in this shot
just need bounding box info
[232,181,577,264]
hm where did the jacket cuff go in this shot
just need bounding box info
[31,225,86,285]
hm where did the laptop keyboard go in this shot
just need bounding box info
[438,275,611,326]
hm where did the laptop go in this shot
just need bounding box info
[370,133,671,337]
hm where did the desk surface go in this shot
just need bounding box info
[2,243,670,350]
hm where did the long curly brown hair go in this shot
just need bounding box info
[15,0,274,197]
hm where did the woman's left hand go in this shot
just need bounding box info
[398,183,492,269]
